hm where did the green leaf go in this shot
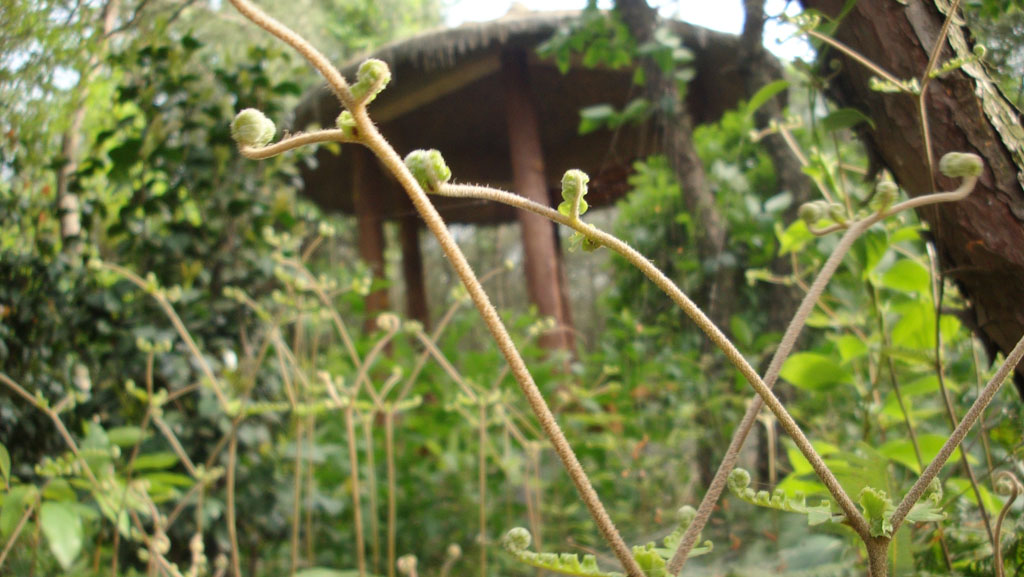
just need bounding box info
[905,500,946,523]
[890,225,923,243]
[1,485,37,536]
[40,501,83,569]
[780,352,852,391]
[900,375,941,397]
[106,426,149,447]
[131,452,179,471]
[878,434,956,475]
[878,259,930,293]
[832,334,869,363]
[730,315,753,348]
[822,107,875,132]
[946,477,1005,517]
[578,104,615,135]
[42,478,76,502]
[852,229,889,280]
[776,220,814,256]
[746,80,789,118]
[273,80,303,95]
[0,443,9,485]
[890,301,960,350]
[858,487,894,537]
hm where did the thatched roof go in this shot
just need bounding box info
[293,9,750,224]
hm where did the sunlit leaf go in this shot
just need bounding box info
[776,220,814,256]
[0,443,9,485]
[107,426,149,448]
[131,452,179,471]
[832,334,869,363]
[1,485,37,536]
[822,107,876,131]
[877,434,950,474]
[40,501,83,569]
[878,259,930,293]
[780,352,853,391]
[746,80,789,118]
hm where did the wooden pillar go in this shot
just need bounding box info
[399,215,429,328]
[353,148,390,318]
[501,48,575,352]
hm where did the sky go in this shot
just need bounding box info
[445,0,813,61]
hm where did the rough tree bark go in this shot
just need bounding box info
[799,0,1024,398]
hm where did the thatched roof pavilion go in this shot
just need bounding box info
[293,8,747,348]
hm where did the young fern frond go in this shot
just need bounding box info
[501,507,712,577]
[225,2,645,574]
[727,468,838,526]
[221,1,1005,575]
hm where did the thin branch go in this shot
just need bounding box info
[239,129,354,160]
[891,330,1024,531]
[435,183,871,548]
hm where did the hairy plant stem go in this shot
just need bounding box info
[226,433,241,577]
[385,409,398,577]
[343,401,367,577]
[225,1,990,574]
[218,21,636,570]
[100,262,229,409]
[358,101,644,577]
[928,248,996,546]
[993,472,1021,577]
[362,415,382,576]
[890,330,1024,531]
[865,537,890,577]
[437,184,873,550]
[290,418,305,575]
[478,401,488,577]
[434,172,979,573]
[0,494,36,569]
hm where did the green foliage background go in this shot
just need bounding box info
[1,1,1022,576]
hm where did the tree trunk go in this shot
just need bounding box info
[800,0,1024,398]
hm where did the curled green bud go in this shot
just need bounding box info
[404,149,451,192]
[376,312,400,332]
[230,108,276,148]
[677,505,697,526]
[558,169,590,218]
[336,110,357,139]
[351,59,392,105]
[797,201,826,224]
[939,151,983,178]
[396,554,418,576]
[870,180,900,212]
[827,202,846,222]
[502,527,531,553]
[727,468,752,492]
[994,472,1021,496]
